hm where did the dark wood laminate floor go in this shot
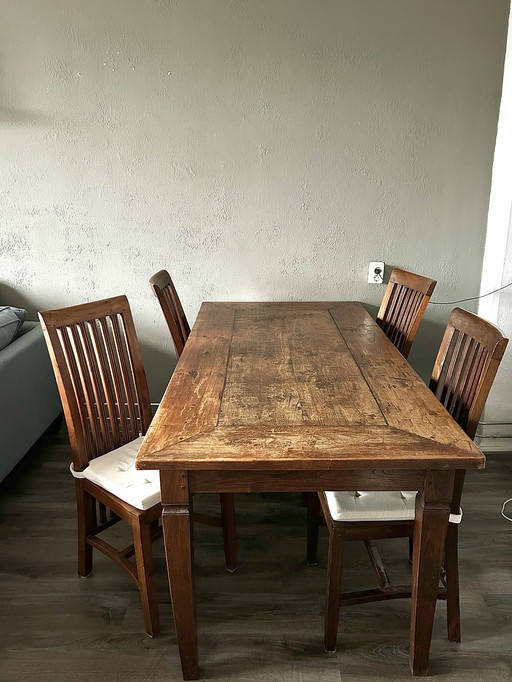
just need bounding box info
[1,430,511,682]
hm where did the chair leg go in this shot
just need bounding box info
[300,492,311,507]
[76,481,95,577]
[324,527,344,652]
[306,492,321,566]
[445,523,461,642]
[132,516,160,637]
[220,493,238,572]
[98,502,108,524]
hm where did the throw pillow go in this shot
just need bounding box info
[0,306,27,350]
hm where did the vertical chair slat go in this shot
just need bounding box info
[69,323,104,458]
[110,314,140,441]
[59,326,95,465]
[89,318,120,451]
[79,320,114,454]
[117,309,153,435]
[435,329,460,408]
[396,288,418,352]
[393,287,413,348]
[388,285,407,345]
[455,341,483,427]
[166,277,190,342]
[400,291,422,350]
[459,347,488,435]
[98,316,131,446]
[451,337,477,425]
[445,332,469,416]
[163,288,182,341]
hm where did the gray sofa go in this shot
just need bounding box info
[0,321,62,483]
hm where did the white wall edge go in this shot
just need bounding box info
[476,436,512,453]
[476,420,512,453]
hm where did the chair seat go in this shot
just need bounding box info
[72,436,161,511]
[325,491,462,524]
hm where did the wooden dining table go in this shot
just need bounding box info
[136,301,485,680]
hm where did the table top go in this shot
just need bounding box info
[137,302,484,472]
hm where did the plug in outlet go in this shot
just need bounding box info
[368,261,385,284]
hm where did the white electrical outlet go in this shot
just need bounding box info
[368,261,385,284]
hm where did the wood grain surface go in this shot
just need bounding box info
[137,302,484,471]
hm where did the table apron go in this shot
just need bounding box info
[183,469,428,496]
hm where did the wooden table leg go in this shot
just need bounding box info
[161,472,199,681]
[409,471,454,676]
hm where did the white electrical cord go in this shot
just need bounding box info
[501,498,512,522]
[381,278,512,305]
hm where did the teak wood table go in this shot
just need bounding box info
[136,301,485,680]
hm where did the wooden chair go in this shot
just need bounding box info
[149,269,190,358]
[39,296,237,638]
[149,269,238,572]
[377,268,437,359]
[307,307,508,652]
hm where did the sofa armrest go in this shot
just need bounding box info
[0,321,62,482]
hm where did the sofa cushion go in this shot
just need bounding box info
[0,306,26,350]
[73,436,160,511]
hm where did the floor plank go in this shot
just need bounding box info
[1,430,511,681]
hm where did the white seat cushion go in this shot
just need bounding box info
[80,436,160,511]
[325,491,462,524]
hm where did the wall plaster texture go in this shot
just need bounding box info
[0,0,508,399]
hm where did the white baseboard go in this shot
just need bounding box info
[476,422,512,453]
[475,436,512,453]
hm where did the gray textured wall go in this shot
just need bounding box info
[0,0,508,399]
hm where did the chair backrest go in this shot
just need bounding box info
[149,269,190,358]
[430,307,508,440]
[39,296,153,472]
[377,268,437,359]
